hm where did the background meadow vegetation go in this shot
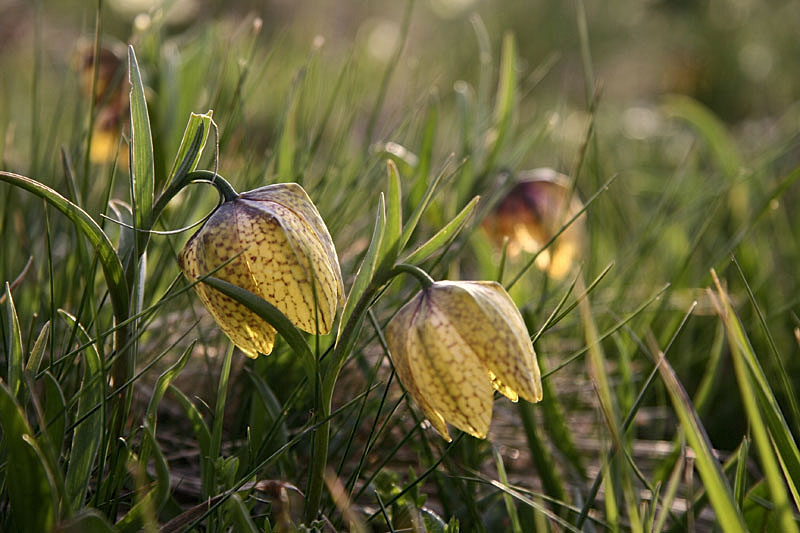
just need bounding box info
[1,0,800,530]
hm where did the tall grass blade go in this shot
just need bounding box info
[483,32,516,174]
[383,160,403,264]
[206,342,235,498]
[127,46,155,233]
[656,352,747,532]
[25,320,50,375]
[40,371,67,463]
[116,421,170,533]
[409,104,437,206]
[731,255,800,433]
[0,171,129,322]
[3,282,23,397]
[662,95,743,179]
[403,196,479,265]
[60,310,105,512]
[0,380,56,531]
[339,194,385,340]
[710,270,800,526]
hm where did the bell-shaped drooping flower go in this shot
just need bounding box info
[385,280,542,440]
[179,181,344,357]
[483,168,586,279]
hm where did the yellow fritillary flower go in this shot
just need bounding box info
[179,182,344,357]
[386,280,543,441]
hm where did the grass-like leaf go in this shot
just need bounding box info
[60,310,104,512]
[0,171,129,323]
[710,270,800,529]
[339,194,386,341]
[383,160,403,264]
[403,195,479,265]
[0,380,56,531]
[3,282,23,397]
[128,46,155,234]
[657,352,747,532]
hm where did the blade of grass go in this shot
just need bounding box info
[339,195,385,341]
[731,255,800,433]
[60,310,105,512]
[0,171,128,324]
[656,351,747,532]
[0,380,56,531]
[127,46,155,235]
[383,160,403,263]
[403,196,479,265]
[205,342,235,498]
[3,282,23,398]
[710,269,800,526]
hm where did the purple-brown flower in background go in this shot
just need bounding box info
[483,168,586,279]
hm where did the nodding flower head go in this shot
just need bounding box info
[179,182,344,357]
[483,168,586,279]
[385,280,542,441]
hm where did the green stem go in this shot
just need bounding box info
[303,263,435,523]
[390,263,434,289]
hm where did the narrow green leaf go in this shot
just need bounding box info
[731,255,800,435]
[0,171,129,324]
[40,371,67,466]
[140,341,195,467]
[168,384,211,462]
[56,509,115,533]
[652,450,685,533]
[403,195,479,265]
[146,341,194,427]
[0,380,56,531]
[116,421,170,533]
[246,369,289,460]
[711,272,800,531]
[484,32,516,172]
[165,111,213,192]
[733,436,750,509]
[60,310,104,512]
[383,160,403,263]
[493,447,522,533]
[399,157,460,251]
[25,320,50,375]
[709,270,800,510]
[128,45,155,232]
[339,195,386,341]
[4,282,23,397]
[409,103,438,206]
[656,353,747,533]
[277,86,299,180]
[206,342,234,497]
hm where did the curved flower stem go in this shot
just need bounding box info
[389,263,434,289]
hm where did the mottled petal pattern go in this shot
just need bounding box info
[179,182,343,357]
[386,297,450,440]
[385,280,543,440]
[434,281,543,403]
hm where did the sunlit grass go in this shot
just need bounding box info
[1,1,800,531]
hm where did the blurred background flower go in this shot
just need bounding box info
[483,168,586,279]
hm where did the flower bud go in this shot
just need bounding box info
[386,280,542,440]
[179,183,344,357]
[483,168,586,279]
